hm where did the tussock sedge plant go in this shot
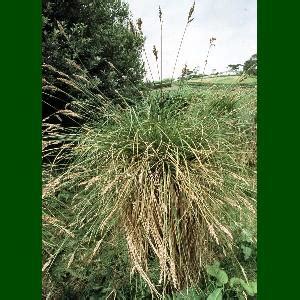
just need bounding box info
[43,79,256,297]
[42,2,256,298]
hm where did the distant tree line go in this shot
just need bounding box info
[227,54,257,76]
[243,54,257,76]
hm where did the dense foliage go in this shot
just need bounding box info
[42,0,145,122]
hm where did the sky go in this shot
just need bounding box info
[126,0,257,80]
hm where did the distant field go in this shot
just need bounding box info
[187,75,257,86]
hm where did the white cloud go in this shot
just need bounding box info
[126,0,257,80]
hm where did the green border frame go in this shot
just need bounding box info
[0,1,41,299]
[258,1,300,299]
[1,0,298,298]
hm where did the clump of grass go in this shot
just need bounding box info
[43,85,256,296]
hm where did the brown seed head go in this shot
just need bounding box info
[137,18,143,31]
[210,37,216,46]
[159,6,162,22]
[129,20,135,33]
[152,45,158,61]
[188,1,195,21]
[181,64,188,77]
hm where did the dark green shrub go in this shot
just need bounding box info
[42,0,145,121]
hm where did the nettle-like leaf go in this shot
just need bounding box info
[243,281,257,296]
[229,278,257,296]
[229,277,243,287]
[241,244,252,260]
[216,270,228,286]
[206,262,228,286]
[207,288,223,300]
[237,293,247,300]
[206,261,220,276]
[240,228,253,243]
[170,288,201,299]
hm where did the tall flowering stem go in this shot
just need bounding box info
[201,37,216,80]
[170,1,195,85]
[159,6,163,99]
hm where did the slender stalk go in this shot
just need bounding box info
[201,37,216,81]
[137,18,155,83]
[159,6,163,100]
[153,45,160,82]
[170,23,188,85]
[143,47,155,83]
[170,1,195,85]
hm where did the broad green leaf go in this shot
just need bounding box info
[240,229,253,243]
[216,270,228,286]
[241,245,252,260]
[240,280,257,296]
[237,293,247,300]
[206,262,228,286]
[248,281,257,294]
[171,288,201,299]
[207,288,222,300]
[229,277,244,288]
[206,266,218,277]
[206,261,220,277]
